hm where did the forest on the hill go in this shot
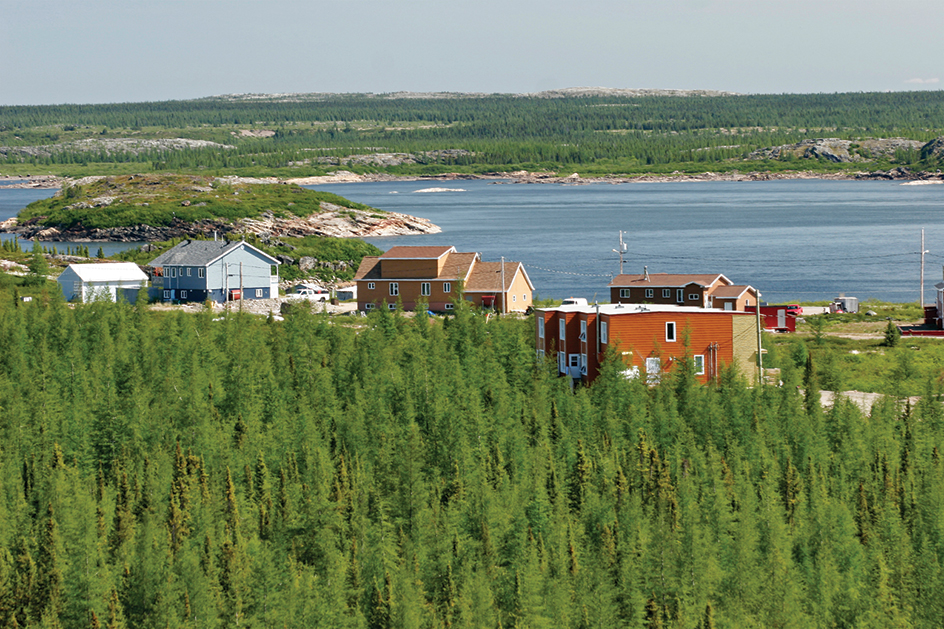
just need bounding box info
[1,288,943,628]
[2,91,944,177]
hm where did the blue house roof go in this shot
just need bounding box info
[148,240,280,267]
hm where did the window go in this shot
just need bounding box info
[389,282,399,296]
[694,355,705,375]
[445,303,454,310]
[645,288,654,298]
[163,290,170,299]
[559,352,567,374]
[537,349,545,359]
[512,294,516,303]
[676,289,684,303]
[646,357,662,384]
[421,282,431,296]
[538,317,545,339]
[663,289,671,298]
[169,267,177,278]
[365,303,374,310]
[181,290,187,299]
[443,282,451,293]
[559,318,566,341]
[601,321,608,344]
[580,353,588,375]
[186,267,192,277]
[368,282,376,290]
[579,320,587,341]
[620,288,630,298]
[198,268,205,279]
[388,303,396,310]
[666,321,676,342]
[689,293,699,301]
[256,289,263,298]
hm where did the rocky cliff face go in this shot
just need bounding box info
[748,137,926,162]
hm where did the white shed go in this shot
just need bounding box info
[58,262,149,303]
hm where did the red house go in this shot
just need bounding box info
[535,302,759,386]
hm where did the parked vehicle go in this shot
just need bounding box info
[289,286,330,302]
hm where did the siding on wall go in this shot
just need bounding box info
[537,307,757,386]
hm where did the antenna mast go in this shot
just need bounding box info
[612,231,627,275]
[921,228,928,311]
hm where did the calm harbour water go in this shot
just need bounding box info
[310,179,944,304]
[2,179,943,303]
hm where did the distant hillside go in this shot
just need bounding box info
[2,89,944,178]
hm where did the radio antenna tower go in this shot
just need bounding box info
[612,231,627,275]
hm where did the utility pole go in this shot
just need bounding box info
[612,231,626,275]
[500,256,506,314]
[756,290,763,386]
[920,228,928,311]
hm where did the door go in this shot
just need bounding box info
[568,354,581,378]
[777,309,786,329]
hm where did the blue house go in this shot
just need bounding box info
[148,239,280,303]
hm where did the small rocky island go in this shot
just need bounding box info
[0,174,440,242]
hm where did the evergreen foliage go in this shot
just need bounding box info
[0,295,943,626]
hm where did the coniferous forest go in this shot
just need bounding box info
[2,292,944,628]
[3,91,944,177]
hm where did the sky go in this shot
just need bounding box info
[1,0,942,105]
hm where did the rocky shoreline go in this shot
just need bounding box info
[0,205,440,242]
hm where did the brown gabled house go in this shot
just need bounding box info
[354,245,534,313]
[608,271,757,310]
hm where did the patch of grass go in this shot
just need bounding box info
[17,174,381,230]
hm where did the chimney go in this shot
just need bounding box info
[644,266,650,281]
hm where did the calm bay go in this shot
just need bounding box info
[2,179,943,303]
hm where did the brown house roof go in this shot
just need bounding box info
[379,246,455,259]
[465,262,533,293]
[440,252,478,281]
[711,285,755,298]
[353,256,381,281]
[608,273,731,288]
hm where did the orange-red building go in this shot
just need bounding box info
[608,272,757,311]
[536,303,758,386]
[354,245,534,313]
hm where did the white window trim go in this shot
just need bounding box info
[443,282,451,293]
[666,321,677,342]
[389,282,399,296]
[601,321,608,344]
[688,293,699,301]
[537,349,545,359]
[181,290,187,299]
[169,267,177,278]
[620,288,630,298]
[421,282,431,296]
[579,320,587,341]
[368,282,376,290]
[512,294,516,303]
[256,289,263,298]
[694,355,705,375]
[365,303,374,310]
[676,289,684,303]
[645,288,654,298]
[186,267,192,277]
[198,268,205,279]
[663,289,671,298]
[163,290,170,299]
[538,317,545,339]
[580,353,588,375]
[388,303,396,310]
[559,318,566,341]
[444,303,454,310]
